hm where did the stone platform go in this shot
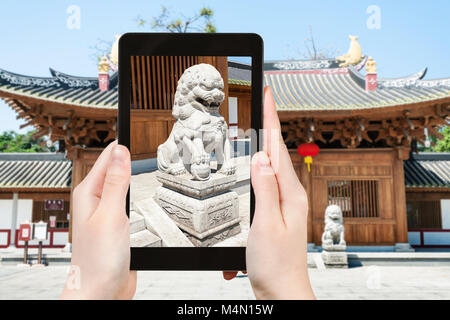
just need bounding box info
[155,171,241,247]
[321,250,348,268]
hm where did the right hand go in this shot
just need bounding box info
[223,87,315,300]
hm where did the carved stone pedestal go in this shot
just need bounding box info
[155,172,240,247]
[321,250,348,268]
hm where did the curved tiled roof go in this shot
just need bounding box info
[264,56,368,72]
[0,62,251,109]
[264,67,450,111]
[0,68,119,108]
[0,153,71,189]
[404,153,450,189]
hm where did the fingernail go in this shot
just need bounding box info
[257,152,271,168]
[111,145,127,164]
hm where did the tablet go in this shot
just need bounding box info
[118,33,263,270]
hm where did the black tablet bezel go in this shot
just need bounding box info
[118,32,263,270]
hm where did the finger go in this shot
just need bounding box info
[262,86,281,155]
[223,271,238,281]
[73,140,118,222]
[78,140,118,199]
[251,151,282,226]
[96,144,131,219]
[262,87,307,224]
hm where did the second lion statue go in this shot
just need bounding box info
[321,204,346,250]
[157,63,236,181]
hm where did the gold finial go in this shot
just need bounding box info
[366,56,377,73]
[336,35,363,67]
[98,55,110,73]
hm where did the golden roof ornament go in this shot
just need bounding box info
[336,35,363,67]
[366,56,377,73]
[98,55,110,73]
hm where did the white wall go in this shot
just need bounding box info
[424,232,450,245]
[0,200,13,229]
[408,232,421,245]
[442,199,450,229]
[0,199,33,229]
[53,231,69,245]
[228,97,238,139]
[16,199,32,227]
[0,231,9,246]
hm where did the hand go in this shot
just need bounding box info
[60,140,136,300]
[223,87,315,300]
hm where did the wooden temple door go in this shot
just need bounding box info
[291,148,409,246]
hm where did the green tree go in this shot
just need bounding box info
[0,130,55,152]
[137,6,216,33]
[434,126,450,152]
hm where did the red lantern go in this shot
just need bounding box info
[297,143,320,172]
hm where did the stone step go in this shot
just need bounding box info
[130,229,162,247]
[134,197,194,247]
[130,210,146,234]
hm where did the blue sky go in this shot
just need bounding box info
[1,0,449,133]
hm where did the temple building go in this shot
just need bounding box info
[0,36,449,251]
[265,36,450,250]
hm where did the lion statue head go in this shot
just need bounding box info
[173,63,225,120]
[324,205,343,226]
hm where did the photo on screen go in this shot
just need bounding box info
[128,55,252,248]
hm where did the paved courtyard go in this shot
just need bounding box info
[1,265,450,299]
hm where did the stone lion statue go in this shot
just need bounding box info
[321,205,346,250]
[157,63,236,181]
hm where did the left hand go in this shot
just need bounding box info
[60,140,136,300]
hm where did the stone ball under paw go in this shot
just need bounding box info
[191,162,211,180]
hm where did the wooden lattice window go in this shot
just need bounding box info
[130,56,200,110]
[327,180,379,218]
[407,201,442,229]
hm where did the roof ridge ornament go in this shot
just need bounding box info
[50,69,98,88]
[336,35,363,67]
[366,56,377,73]
[98,55,110,73]
[0,68,60,87]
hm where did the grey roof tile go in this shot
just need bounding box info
[404,153,450,188]
[0,153,71,189]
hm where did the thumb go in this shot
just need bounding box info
[251,151,282,226]
[98,144,131,217]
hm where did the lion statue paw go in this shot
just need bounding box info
[192,152,210,165]
[218,162,236,175]
[169,163,186,175]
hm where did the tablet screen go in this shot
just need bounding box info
[128,55,252,248]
